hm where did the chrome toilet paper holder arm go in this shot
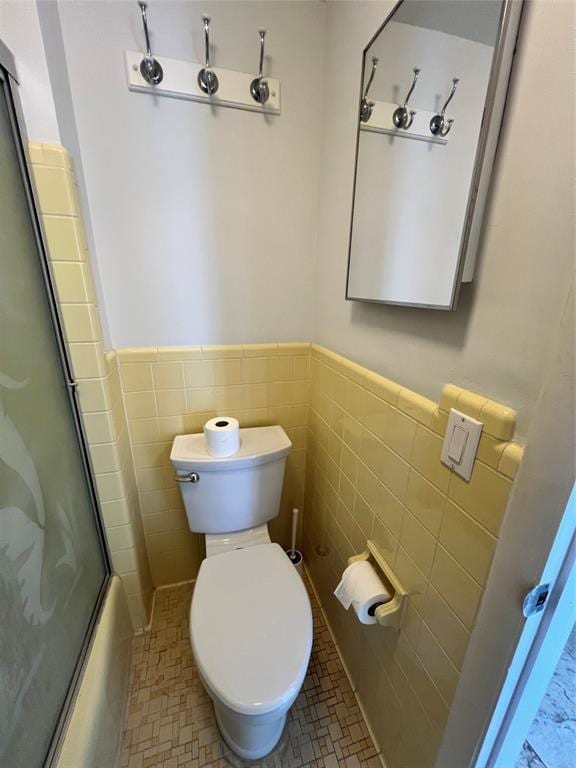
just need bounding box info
[348,540,408,629]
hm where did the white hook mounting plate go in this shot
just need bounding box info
[360,99,448,145]
[125,50,281,115]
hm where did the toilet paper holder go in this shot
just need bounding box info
[348,540,408,629]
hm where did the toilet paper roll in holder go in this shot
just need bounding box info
[348,540,408,629]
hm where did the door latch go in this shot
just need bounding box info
[522,583,550,617]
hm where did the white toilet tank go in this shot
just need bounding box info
[170,426,292,534]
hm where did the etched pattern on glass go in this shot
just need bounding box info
[0,83,106,767]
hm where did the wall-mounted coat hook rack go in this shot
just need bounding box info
[125,13,281,114]
[197,15,219,95]
[250,29,270,105]
[393,67,420,129]
[360,56,379,123]
[430,78,459,137]
[137,1,163,85]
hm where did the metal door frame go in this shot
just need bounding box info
[474,485,576,767]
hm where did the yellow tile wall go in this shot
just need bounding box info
[117,343,310,586]
[29,143,153,631]
[303,345,523,768]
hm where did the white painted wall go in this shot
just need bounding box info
[0,0,60,143]
[438,4,575,757]
[314,0,575,436]
[6,0,572,437]
[55,0,326,349]
[440,286,575,767]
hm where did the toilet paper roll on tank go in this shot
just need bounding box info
[334,561,391,624]
[204,416,240,457]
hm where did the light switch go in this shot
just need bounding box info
[448,426,468,463]
[441,408,483,481]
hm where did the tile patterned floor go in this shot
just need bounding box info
[122,577,381,768]
[516,625,576,768]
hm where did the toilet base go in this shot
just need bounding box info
[214,700,287,760]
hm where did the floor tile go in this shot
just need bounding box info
[517,625,576,768]
[122,576,380,767]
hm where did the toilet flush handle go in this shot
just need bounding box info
[176,472,200,483]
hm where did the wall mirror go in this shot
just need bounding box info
[347,0,523,309]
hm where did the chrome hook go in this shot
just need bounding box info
[250,29,270,105]
[392,67,420,129]
[360,56,379,123]
[430,78,459,137]
[197,15,219,95]
[137,1,163,85]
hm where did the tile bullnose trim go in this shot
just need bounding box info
[311,345,521,452]
[115,343,313,362]
[440,383,518,442]
[115,343,525,480]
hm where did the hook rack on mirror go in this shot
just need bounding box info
[127,7,281,115]
[359,65,459,145]
[360,101,447,145]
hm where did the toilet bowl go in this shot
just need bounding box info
[171,425,313,759]
[191,542,312,759]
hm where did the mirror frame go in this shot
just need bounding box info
[346,0,525,310]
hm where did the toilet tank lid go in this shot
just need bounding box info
[170,425,292,472]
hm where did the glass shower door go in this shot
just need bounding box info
[0,67,109,766]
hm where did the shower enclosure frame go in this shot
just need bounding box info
[0,37,112,767]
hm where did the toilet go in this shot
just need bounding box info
[170,425,313,760]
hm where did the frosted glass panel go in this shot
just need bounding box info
[0,81,107,765]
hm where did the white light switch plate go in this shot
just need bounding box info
[441,408,483,481]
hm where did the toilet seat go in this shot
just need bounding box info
[190,543,313,717]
